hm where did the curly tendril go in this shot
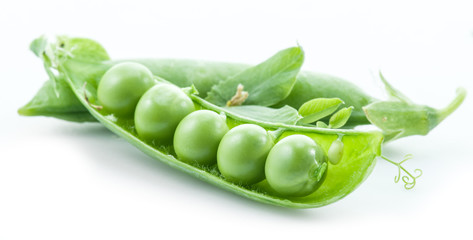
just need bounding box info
[381,154,423,190]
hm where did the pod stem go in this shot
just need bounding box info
[436,87,467,123]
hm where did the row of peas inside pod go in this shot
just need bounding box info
[97,62,345,197]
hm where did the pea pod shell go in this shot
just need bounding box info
[57,59,383,208]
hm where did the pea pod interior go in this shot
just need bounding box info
[62,59,383,208]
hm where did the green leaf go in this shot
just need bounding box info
[223,105,300,125]
[29,35,48,57]
[56,36,110,62]
[28,36,111,98]
[205,46,304,106]
[329,106,354,129]
[298,98,344,124]
[378,71,412,103]
[20,35,114,121]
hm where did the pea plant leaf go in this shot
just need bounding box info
[26,36,111,98]
[55,36,110,62]
[298,98,344,124]
[29,35,49,57]
[329,106,354,129]
[205,46,304,106]
[378,71,412,104]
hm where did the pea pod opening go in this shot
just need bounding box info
[19,37,387,208]
[63,58,384,208]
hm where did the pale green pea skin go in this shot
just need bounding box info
[327,138,344,165]
[265,134,328,197]
[97,62,155,117]
[134,83,195,145]
[174,110,229,165]
[217,124,273,185]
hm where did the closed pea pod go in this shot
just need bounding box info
[174,110,229,165]
[134,83,195,145]
[217,124,274,185]
[265,134,328,197]
[22,36,465,142]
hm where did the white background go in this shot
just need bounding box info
[1,0,472,239]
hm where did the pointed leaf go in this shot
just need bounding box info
[329,106,354,129]
[298,98,344,123]
[29,35,48,57]
[379,71,412,103]
[206,46,304,106]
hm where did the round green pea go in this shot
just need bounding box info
[97,62,155,117]
[265,134,328,197]
[217,124,273,185]
[174,110,229,166]
[134,83,195,145]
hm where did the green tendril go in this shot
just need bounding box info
[381,154,423,190]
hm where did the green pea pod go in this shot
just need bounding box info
[19,35,465,141]
[57,58,383,208]
[19,36,373,126]
[20,36,385,208]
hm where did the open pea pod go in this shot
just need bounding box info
[56,57,383,208]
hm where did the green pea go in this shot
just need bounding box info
[217,124,273,185]
[97,62,155,117]
[134,83,195,145]
[174,110,229,165]
[265,134,328,197]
